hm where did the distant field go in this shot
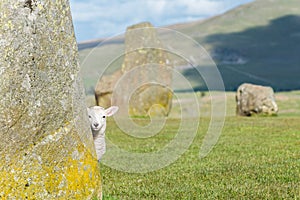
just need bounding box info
[86,90,300,117]
[94,91,300,199]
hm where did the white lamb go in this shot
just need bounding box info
[87,106,119,161]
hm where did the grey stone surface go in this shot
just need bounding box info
[236,83,278,116]
[0,0,101,199]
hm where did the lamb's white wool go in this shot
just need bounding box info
[87,106,119,161]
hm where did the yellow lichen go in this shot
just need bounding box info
[0,123,101,199]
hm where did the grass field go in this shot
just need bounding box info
[96,91,300,199]
[78,1,300,198]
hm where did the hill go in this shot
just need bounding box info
[78,0,300,92]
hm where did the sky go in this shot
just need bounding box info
[69,0,254,42]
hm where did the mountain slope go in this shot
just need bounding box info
[78,0,300,92]
[175,0,300,91]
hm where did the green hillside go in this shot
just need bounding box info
[78,0,300,92]
[177,0,300,37]
[175,0,300,91]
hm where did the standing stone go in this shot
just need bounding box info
[122,22,173,117]
[236,83,278,116]
[95,22,173,117]
[95,69,122,108]
[0,0,101,199]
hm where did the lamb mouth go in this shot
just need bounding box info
[91,125,103,131]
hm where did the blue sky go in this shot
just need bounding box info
[69,0,254,42]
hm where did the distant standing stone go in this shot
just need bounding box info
[95,22,174,117]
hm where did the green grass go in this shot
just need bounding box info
[78,1,300,197]
[97,91,300,199]
[100,117,300,199]
[276,91,300,117]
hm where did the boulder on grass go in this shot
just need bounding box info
[236,83,278,116]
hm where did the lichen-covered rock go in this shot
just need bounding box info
[129,84,173,117]
[236,83,278,116]
[95,22,173,117]
[0,0,101,199]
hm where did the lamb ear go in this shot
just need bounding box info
[105,106,119,117]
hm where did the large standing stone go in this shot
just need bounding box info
[95,22,173,117]
[95,69,122,108]
[236,83,278,116]
[0,0,101,199]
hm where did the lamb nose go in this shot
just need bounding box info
[94,123,99,127]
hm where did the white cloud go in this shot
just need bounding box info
[69,0,254,41]
[184,0,225,15]
[146,0,167,16]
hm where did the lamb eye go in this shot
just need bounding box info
[88,115,91,118]
[102,116,106,118]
